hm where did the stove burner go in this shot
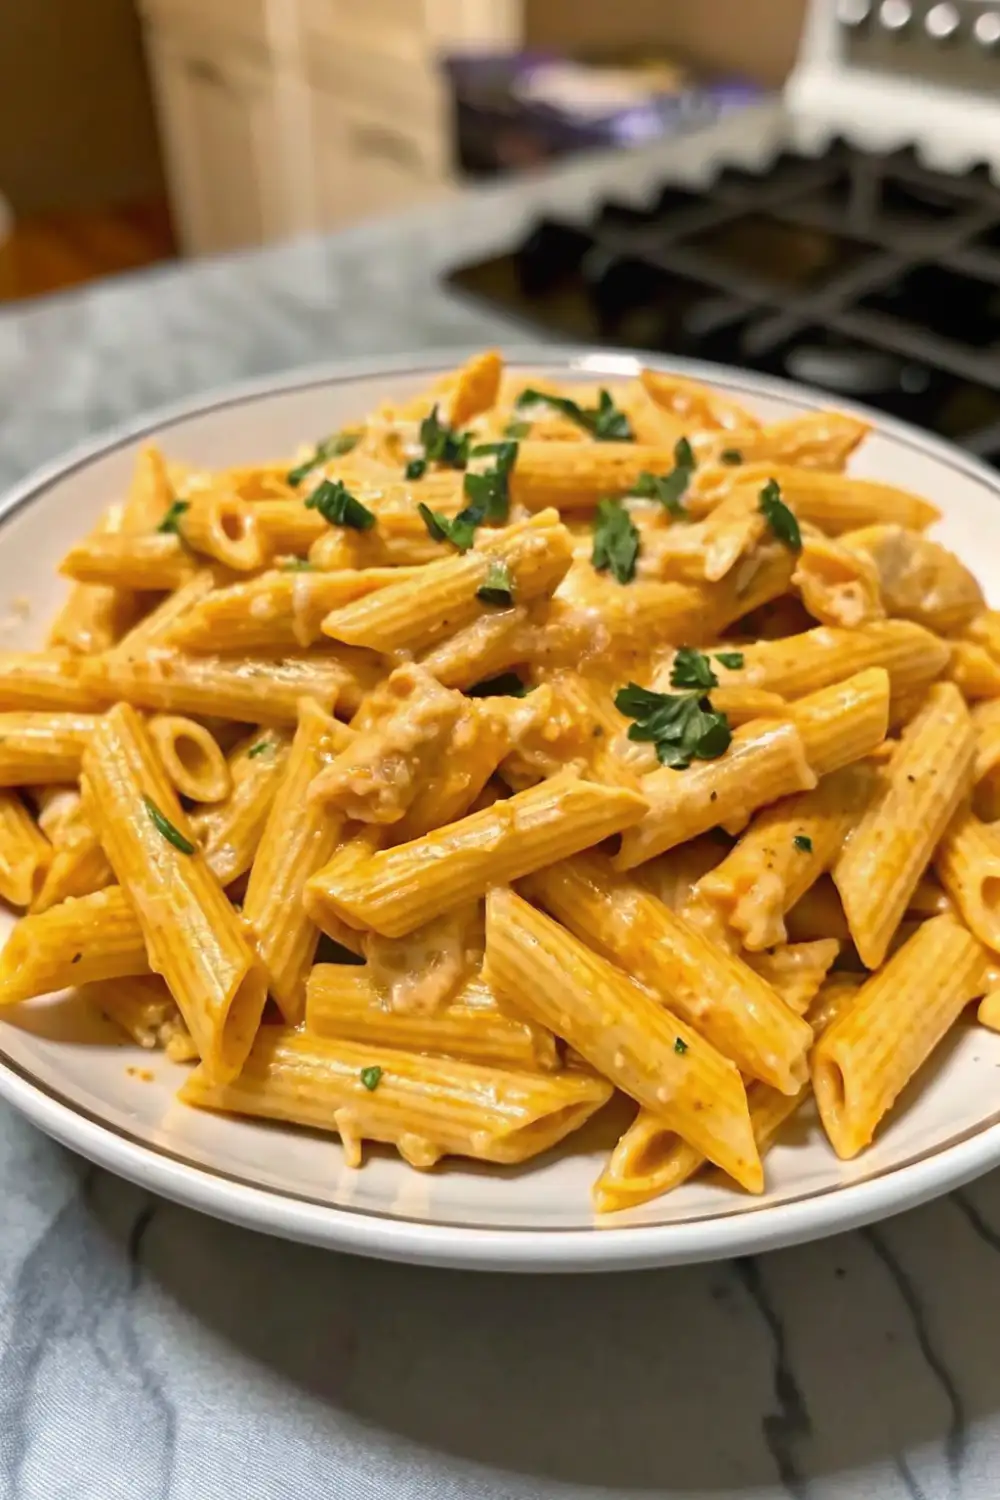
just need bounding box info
[446,142,1000,465]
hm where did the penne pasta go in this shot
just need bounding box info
[0,792,51,908]
[305,965,560,1072]
[726,620,949,701]
[0,885,150,1004]
[190,727,293,885]
[84,974,180,1050]
[485,887,762,1191]
[178,490,265,571]
[0,650,110,712]
[522,849,812,1093]
[147,715,232,804]
[181,1026,611,1168]
[833,683,975,967]
[59,533,197,592]
[0,712,97,786]
[308,772,647,938]
[934,806,1000,954]
[813,913,990,1157]
[83,703,266,1083]
[242,700,351,1024]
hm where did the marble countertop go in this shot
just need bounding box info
[3,104,1000,1499]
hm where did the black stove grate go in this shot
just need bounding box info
[446,142,1000,468]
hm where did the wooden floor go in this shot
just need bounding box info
[0,199,177,302]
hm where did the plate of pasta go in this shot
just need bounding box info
[1,346,1000,1271]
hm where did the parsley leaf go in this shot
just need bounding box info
[405,458,427,481]
[614,681,732,769]
[629,436,697,517]
[359,1065,383,1091]
[417,405,472,469]
[247,740,274,759]
[142,796,195,855]
[287,431,360,486]
[417,502,478,553]
[793,834,813,852]
[280,558,314,571]
[476,560,514,606]
[463,440,518,523]
[592,499,640,584]
[157,500,189,535]
[714,651,745,669]
[758,478,802,551]
[515,387,634,442]
[467,673,530,698]
[504,419,531,438]
[670,647,718,691]
[720,448,743,465]
[305,479,376,531]
[674,1036,689,1055]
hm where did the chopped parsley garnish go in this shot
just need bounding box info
[714,650,745,670]
[467,673,530,698]
[280,558,314,571]
[592,499,640,584]
[793,834,813,853]
[416,405,472,469]
[247,740,273,759]
[405,458,427,481]
[476,560,514,606]
[359,1065,383,1092]
[305,478,376,531]
[504,419,531,439]
[670,647,718,691]
[287,431,360,486]
[515,387,633,442]
[758,478,802,551]
[417,502,478,553]
[674,1036,689,1055]
[720,448,743,465]
[463,440,518,523]
[142,796,195,855]
[615,681,732,770]
[629,436,697,518]
[157,500,189,535]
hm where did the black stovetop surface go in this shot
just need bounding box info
[447,142,1000,467]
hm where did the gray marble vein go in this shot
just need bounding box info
[2,100,1000,1498]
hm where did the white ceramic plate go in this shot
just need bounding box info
[2,347,999,1273]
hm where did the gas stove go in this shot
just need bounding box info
[446,1,1000,467]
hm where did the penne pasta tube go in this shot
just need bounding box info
[934,806,1000,954]
[0,885,150,1004]
[147,715,231,804]
[110,568,221,657]
[243,700,351,1024]
[787,667,890,777]
[833,683,975,968]
[190,727,293,885]
[616,719,817,869]
[593,967,853,1212]
[695,762,878,950]
[0,713,97,786]
[447,348,502,426]
[123,444,175,532]
[0,650,110,712]
[32,794,113,912]
[522,850,812,1093]
[305,965,560,1072]
[321,511,573,655]
[248,498,328,557]
[167,568,421,652]
[59,533,197,592]
[699,485,768,582]
[508,441,688,512]
[48,506,139,656]
[417,606,533,691]
[178,490,265,571]
[84,974,179,1049]
[181,1026,611,1168]
[726,620,950,701]
[83,703,267,1083]
[791,529,884,629]
[972,699,1000,821]
[308,772,647,938]
[80,645,378,723]
[694,412,869,471]
[0,792,51,908]
[485,887,762,1191]
[639,367,758,432]
[949,640,1000,701]
[689,461,938,531]
[813,913,990,1158]
[745,939,840,1015]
